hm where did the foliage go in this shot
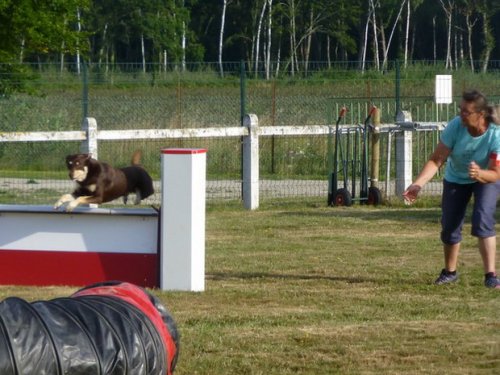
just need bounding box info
[0,62,38,97]
[0,0,499,66]
[0,0,91,60]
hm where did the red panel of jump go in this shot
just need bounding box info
[161,148,207,155]
[0,250,158,288]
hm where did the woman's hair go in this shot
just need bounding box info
[491,105,500,125]
[462,89,498,124]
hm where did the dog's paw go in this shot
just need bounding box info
[134,191,141,205]
[54,194,74,210]
[65,200,80,212]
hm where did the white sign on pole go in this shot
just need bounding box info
[435,75,453,104]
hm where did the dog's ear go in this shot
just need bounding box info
[83,154,92,160]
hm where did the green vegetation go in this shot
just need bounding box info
[1,200,498,374]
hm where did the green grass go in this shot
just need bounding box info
[0,199,498,374]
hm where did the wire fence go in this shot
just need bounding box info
[0,129,443,206]
[1,61,498,206]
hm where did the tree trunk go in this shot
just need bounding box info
[76,8,81,75]
[19,38,25,63]
[275,42,281,77]
[438,0,453,69]
[274,13,282,76]
[382,0,406,71]
[460,32,464,64]
[255,0,267,78]
[218,0,228,77]
[304,7,313,75]
[360,8,371,73]
[60,42,65,73]
[465,13,476,71]
[98,23,108,68]
[289,0,297,76]
[181,0,186,72]
[433,16,436,62]
[480,10,494,72]
[141,34,146,73]
[265,0,273,80]
[327,35,331,68]
[404,0,410,68]
[379,23,387,70]
[370,0,380,70]
[182,21,186,71]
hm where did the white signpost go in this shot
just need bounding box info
[435,75,453,104]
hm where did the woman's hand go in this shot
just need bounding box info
[402,184,421,205]
[468,161,481,181]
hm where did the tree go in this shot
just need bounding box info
[265,0,273,80]
[2,0,500,75]
[254,0,267,77]
[0,0,90,95]
[218,0,230,77]
[438,0,454,69]
[322,0,361,63]
[404,0,410,67]
[476,0,499,72]
[369,0,380,70]
[286,0,298,75]
[458,0,479,71]
[0,0,90,63]
[285,0,325,75]
[381,0,407,70]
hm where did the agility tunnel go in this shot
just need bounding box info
[0,281,179,375]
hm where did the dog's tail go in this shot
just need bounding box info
[131,150,142,165]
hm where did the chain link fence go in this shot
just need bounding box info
[1,61,499,206]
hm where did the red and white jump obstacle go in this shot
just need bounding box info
[0,148,206,291]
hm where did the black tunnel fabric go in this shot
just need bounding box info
[0,282,179,375]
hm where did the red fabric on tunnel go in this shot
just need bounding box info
[72,282,177,375]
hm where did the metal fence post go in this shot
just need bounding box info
[395,130,412,197]
[395,59,400,121]
[243,114,259,210]
[240,60,246,126]
[82,61,89,119]
[81,117,98,158]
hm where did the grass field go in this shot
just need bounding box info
[0,198,499,374]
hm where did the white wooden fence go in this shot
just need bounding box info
[0,115,445,209]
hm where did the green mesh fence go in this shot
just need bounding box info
[1,62,498,205]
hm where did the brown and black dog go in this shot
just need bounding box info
[54,150,154,212]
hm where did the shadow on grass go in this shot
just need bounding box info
[207,271,378,284]
[279,207,442,222]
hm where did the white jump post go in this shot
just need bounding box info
[160,148,207,292]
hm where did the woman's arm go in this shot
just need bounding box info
[403,141,451,203]
[469,156,500,183]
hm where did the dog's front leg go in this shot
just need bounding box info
[65,198,82,212]
[54,194,75,210]
[66,196,104,212]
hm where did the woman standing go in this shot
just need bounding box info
[403,90,500,289]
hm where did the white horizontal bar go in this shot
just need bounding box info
[0,131,86,142]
